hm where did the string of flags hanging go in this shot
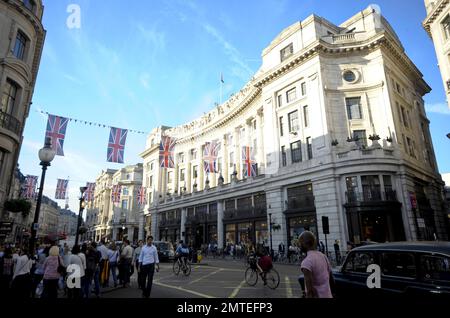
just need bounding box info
[38,109,147,164]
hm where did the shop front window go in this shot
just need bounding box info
[225,224,236,245]
[238,222,252,244]
[288,215,317,245]
[255,221,268,245]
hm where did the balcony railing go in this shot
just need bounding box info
[159,218,181,227]
[285,195,315,210]
[223,207,267,220]
[346,189,397,204]
[0,111,21,136]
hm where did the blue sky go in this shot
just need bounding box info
[18,0,450,212]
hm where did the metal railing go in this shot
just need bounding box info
[346,189,397,203]
[0,111,21,135]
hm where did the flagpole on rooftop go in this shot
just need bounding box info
[220,72,224,105]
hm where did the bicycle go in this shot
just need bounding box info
[173,255,191,276]
[244,255,280,289]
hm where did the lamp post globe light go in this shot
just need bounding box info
[447,133,450,139]
[29,137,56,255]
[75,186,88,247]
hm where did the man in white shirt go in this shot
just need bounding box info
[138,236,159,298]
[97,239,110,287]
[120,240,134,287]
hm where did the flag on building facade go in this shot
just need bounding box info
[45,114,69,156]
[111,184,121,203]
[137,186,146,206]
[107,127,128,163]
[203,140,221,173]
[84,182,96,201]
[242,146,257,177]
[159,135,176,168]
[22,175,38,199]
[55,179,69,199]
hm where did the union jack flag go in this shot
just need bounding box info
[137,186,146,206]
[203,140,221,173]
[159,136,176,168]
[45,114,69,156]
[111,184,121,203]
[242,146,257,177]
[55,179,69,200]
[107,127,128,163]
[84,182,96,201]
[22,175,38,199]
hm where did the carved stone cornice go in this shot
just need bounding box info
[423,0,450,36]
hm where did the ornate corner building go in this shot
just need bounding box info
[423,0,450,109]
[86,164,143,243]
[0,0,46,220]
[140,6,449,251]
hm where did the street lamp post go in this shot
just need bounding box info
[268,213,273,259]
[29,137,56,255]
[74,186,87,247]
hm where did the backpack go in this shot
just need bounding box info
[86,250,99,272]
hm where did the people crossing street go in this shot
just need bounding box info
[138,236,159,298]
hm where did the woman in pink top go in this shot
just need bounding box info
[299,231,334,298]
[42,245,64,298]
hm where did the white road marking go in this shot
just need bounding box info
[154,281,214,298]
[285,276,293,298]
[228,279,247,298]
[188,269,223,285]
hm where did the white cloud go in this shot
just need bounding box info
[136,23,166,50]
[139,73,151,89]
[202,23,254,81]
[63,74,83,85]
[425,102,450,115]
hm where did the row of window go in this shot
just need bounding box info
[277,83,306,108]
[279,106,309,136]
[1,79,19,115]
[280,138,313,166]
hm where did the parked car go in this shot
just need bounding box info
[153,241,175,262]
[298,242,450,297]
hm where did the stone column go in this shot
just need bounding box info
[138,211,145,241]
[198,144,204,191]
[223,134,229,184]
[217,200,224,249]
[181,207,187,242]
[151,209,159,240]
[256,109,264,174]
[265,187,285,250]
[233,128,240,179]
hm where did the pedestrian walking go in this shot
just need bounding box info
[31,245,46,298]
[85,242,101,298]
[42,246,64,299]
[97,240,110,287]
[299,231,334,298]
[10,247,32,298]
[120,240,133,288]
[0,247,14,293]
[138,236,159,298]
[133,240,144,289]
[67,245,85,299]
[333,240,341,265]
[108,243,119,287]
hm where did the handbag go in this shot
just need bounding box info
[57,256,66,276]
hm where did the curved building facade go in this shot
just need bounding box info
[0,0,46,222]
[141,6,449,252]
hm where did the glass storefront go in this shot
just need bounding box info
[255,220,268,245]
[238,222,252,244]
[225,224,236,245]
[208,225,217,243]
[288,215,317,244]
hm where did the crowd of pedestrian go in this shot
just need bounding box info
[0,238,145,298]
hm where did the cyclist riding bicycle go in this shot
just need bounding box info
[175,240,190,267]
[254,246,273,285]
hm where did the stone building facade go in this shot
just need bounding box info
[0,0,46,220]
[86,164,143,243]
[140,6,449,252]
[423,0,450,109]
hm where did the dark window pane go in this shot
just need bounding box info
[421,255,450,281]
[288,110,299,132]
[290,141,302,163]
[344,252,375,273]
[346,97,362,119]
[381,253,416,278]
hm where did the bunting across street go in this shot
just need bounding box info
[111,184,121,203]
[107,127,128,163]
[203,140,221,173]
[84,182,96,201]
[242,146,257,177]
[22,175,38,199]
[137,186,146,206]
[55,179,69,200]
[159,136,176,168]
[45,114,69,156]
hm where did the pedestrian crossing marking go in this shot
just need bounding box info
[188,269,223,285]
[154,281,214,298]
[228,279,246,298]
[285,276,293,298]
